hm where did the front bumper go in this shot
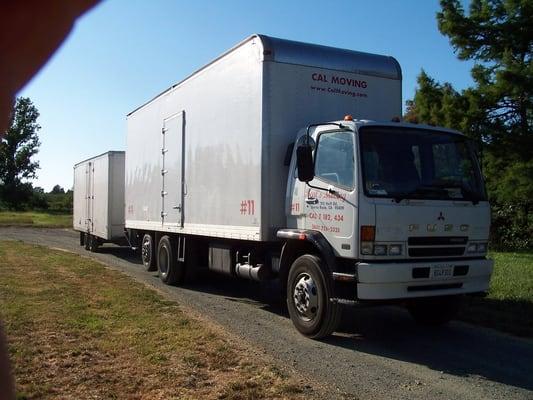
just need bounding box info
[356,258,494,300]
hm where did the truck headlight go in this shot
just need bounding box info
[466,243,478,253]
[361,242,373,255]
[388,244,402,256]
[373,245,387,256]
[466,242,488,254]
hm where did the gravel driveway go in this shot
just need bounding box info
[1,227,532,400]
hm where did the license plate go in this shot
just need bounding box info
[431,265,453,279]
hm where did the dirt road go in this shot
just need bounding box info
[2,227,532,400]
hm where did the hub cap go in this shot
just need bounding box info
[142,237,151,263]
[293,273,318,321]
[159,247,168,275]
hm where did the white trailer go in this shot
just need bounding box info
[124,35,493,338]
[73,151,126,251]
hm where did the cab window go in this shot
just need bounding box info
[314,131,354,188]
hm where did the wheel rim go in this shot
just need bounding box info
[142,237,151,264]
[159,246,169,276]
[293,272,319,322]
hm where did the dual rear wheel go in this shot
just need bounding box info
[157,235,186,285]
[81,232,99,252]
[141,233,187,285]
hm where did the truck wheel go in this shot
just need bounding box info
[286,255,341,339]
[407,295,463,326]
[157,235,184,285]
[84,234,91,251]
[87,235,99,252]
[141,234,156,271]
[79,232,85,246]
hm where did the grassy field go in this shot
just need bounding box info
[0,211,72,228]
[0,241,311,400]
[459,251,533,337]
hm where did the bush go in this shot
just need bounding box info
[490,203,532,251]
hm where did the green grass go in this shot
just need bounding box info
[0,241,311,399]
[459,251,533,337]
[0,211,72,228]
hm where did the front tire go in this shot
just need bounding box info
[286,255,341,339]
[407,295,463,326]
[141,233,156,271]
[157,235,184,285]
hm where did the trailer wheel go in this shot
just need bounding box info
[286,255,341,339]
[79,232,85,246]
[407,295,463,326]
[157,235,184,285]
[141,234,156,271]
[87,235,99,253]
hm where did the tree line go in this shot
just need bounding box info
[0,0,531,249]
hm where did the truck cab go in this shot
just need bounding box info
[281,117,493,336]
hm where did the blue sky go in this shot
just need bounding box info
[20,0,474,191]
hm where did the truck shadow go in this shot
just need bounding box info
[96,245,533,393]
[327,305,533,392]
[95,245,143,265]
[182,273,533,393]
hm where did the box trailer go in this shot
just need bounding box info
[73,151,125,251]
[124,35,493,338]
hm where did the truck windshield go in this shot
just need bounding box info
[359,126,487,202]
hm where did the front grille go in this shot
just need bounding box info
[409,247,465,257]
[408,236,467,246]
[408,236,467,258]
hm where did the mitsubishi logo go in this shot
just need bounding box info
[437,212,445,221]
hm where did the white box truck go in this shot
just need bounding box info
[124,35,493,338]
[73,151,126,251]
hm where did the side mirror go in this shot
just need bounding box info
[296,145,314,182]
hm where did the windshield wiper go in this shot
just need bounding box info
[393,185,449,203]
[429,181,481,205]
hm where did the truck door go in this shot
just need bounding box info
[86,161,94,233]
[161,111,185,228]
[303,130,356,257]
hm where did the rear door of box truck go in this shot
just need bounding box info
[73,162,88,232]
[162,112,185,227]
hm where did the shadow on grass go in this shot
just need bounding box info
[459,296,533,337]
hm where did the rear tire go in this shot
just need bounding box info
[87,235,99,253]
[141,233,156,271]
[84,234,90,250]
[79,232,85,246]
[286,255,341,339]
[157,235,184,285]
[407,295,463,326]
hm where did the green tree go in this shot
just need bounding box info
[404,70,471,133]
[437,0,533,157]
[0,97,41,209]
[50,184,65,194]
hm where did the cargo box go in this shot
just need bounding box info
[125,35,401,241]
[73,151,125,241]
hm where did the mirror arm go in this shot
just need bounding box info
[306,182,337,194]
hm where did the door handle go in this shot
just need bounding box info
[305,198,318,205]
[173,205,181,211]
